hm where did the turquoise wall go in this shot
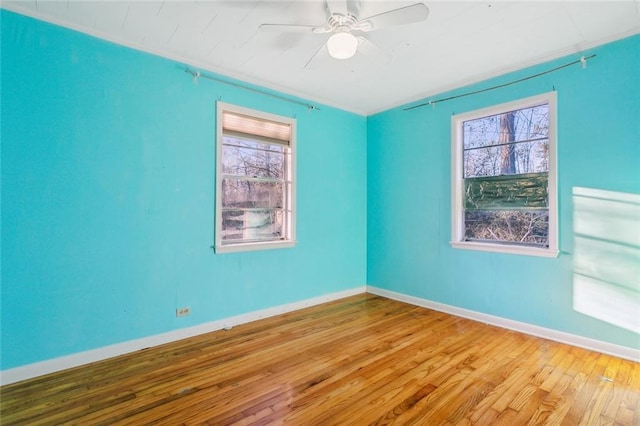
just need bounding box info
[368,35,640,350]
[1,11,367,370]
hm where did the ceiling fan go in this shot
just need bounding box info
[258,1,429,65]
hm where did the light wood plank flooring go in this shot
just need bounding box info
[1,294,639,425]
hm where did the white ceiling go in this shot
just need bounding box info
[3,1,640,115]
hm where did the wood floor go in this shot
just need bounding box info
[1,294,639,425]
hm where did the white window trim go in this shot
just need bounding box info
[215,102,296,254]
[450,92,559,258]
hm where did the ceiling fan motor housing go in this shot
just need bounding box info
[328,13,358,30]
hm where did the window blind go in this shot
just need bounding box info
[222,111,291,146]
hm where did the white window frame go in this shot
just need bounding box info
[215,102,296,254]
[451,92,558,257]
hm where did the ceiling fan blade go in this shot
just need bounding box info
[358,3,429,32]
[326,0,349,17]
[259,23,329,34]
[357,37,392,65]
[304,40,331,69]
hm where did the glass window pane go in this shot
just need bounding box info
[465,173,548,210]
[221,209,283,241]
[464,210,549,246]
[464,139,548,178]
[222,179,284,209]
[223,137,284,153]
[463,104,549,150]
[222,139,284,179]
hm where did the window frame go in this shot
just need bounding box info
[450,91,559,257]
[215,102,296,254]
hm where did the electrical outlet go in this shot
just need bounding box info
[176,307,191,317]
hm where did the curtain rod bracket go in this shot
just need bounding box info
[580,55,587,69]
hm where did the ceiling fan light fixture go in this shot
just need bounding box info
[327,31,358,59]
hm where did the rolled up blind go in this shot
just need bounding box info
[222,111,291,146]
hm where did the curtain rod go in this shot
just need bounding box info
[403,54,596,112]
[184,68,320,111]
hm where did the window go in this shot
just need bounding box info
[451,92,558,257]
[215,102,296,253]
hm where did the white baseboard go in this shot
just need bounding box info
[0,287,367,386]
[4,285,636,386]
[367,286,640,363]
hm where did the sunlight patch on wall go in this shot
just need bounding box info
[573,187,640,334]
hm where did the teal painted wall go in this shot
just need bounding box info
[1,11,367,370]
[368,35,640,350]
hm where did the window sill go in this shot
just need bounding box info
[215,240,297,254]
[450,241,559,258]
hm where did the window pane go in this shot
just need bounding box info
[221,209,283,241]
[464,210,549,246]
[463,103,549,179]
[464,139,548,178]
[222,179,284,209]
[463,104,549,150]
[222,138,284,179]
[465,173,548,210]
